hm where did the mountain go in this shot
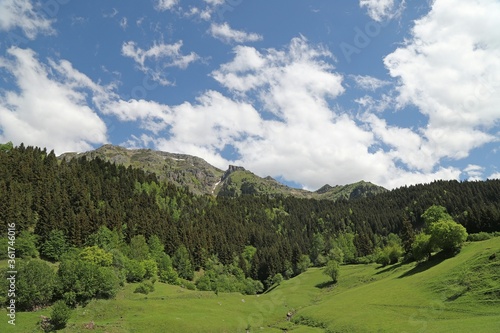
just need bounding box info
[59,144,387,200]
[59,144,224,196]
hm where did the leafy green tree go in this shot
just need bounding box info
[375,243,403,266]
[173,245,194,280]
[86,226,122,252]
[79,246,113,266]
[328,246,345,264]
[16,231,39,258]
[57,259,100,306]
[12,260,56,310]
[429,219,468,252]
[295,254,311,274]
[243,278,264,295]
[271,273,283,286]
[331,232,357,263]
[41,230,69,261]
[96,267,120,299]
[158,254,179,284]
[412,233,432,262]
[422,205,453,228]
[148,235,165,263]
[128,235,149,261]
[124,259,146,282]
[310,233,326,266]
[0,141,13,152]
[323,260,340,283]
[50,300,71,330]
[143,258,158,279]
[241,245,257,275]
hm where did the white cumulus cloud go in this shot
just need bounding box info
[359,0,405,22]
[121,40,199,86]
[0,0,54,39]
[384,0,500,170]
[0,47,108,154]
[210,22,263,44]
[154,0,179,12]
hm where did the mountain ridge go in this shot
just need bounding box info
[59,144,387,200]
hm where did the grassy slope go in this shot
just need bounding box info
[2,238,499,332]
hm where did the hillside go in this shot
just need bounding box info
[59,144,387,200]
[3,237,498,332]
[59,144,225,196]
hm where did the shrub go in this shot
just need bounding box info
[50,300,71,330]
[11,260,56,311]
[79,246,113,266]
[96,267,120,299]
[467,232,492,242]
[143,259,158,279]
[125,259,146,282]
[16,231,39,258]
[323,260,340,283]
[134,281,155,295]
[376,244,403,266]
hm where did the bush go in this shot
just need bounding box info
[50,300,71,330]
[467,232,495,242]
[10,260,56,311]
[376,244,403,266]
[79,246,113,266]
[143,259,158,279]
[125,259,146,282]
[16,231,39,258]
[323,260,340,283]
[134,281,155,295]
[180,279,196,290]
[295,254,311,274]
[96,267,120,299]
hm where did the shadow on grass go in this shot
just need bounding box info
[375,262,403,275]
[398,251,452,278]
[263,284,279,294]
[315,280,336,289]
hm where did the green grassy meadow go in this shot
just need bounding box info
[2,237,499,332]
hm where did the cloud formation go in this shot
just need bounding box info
[0,0,54,39]
[359,0,405,22]
[154,0,179,12]
[209,22,263,44]
[121,40,199,85]
[384,0,500,168]
[0,47,108,153]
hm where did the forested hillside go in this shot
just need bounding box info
[1,144,500,286]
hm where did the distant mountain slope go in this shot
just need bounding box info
[59,145,387,200]
[59,144,224,196]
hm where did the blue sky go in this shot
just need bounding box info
[0,0,499,189]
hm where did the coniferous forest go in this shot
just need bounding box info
[1,144,500,309]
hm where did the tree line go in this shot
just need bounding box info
[1,144,499,311]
